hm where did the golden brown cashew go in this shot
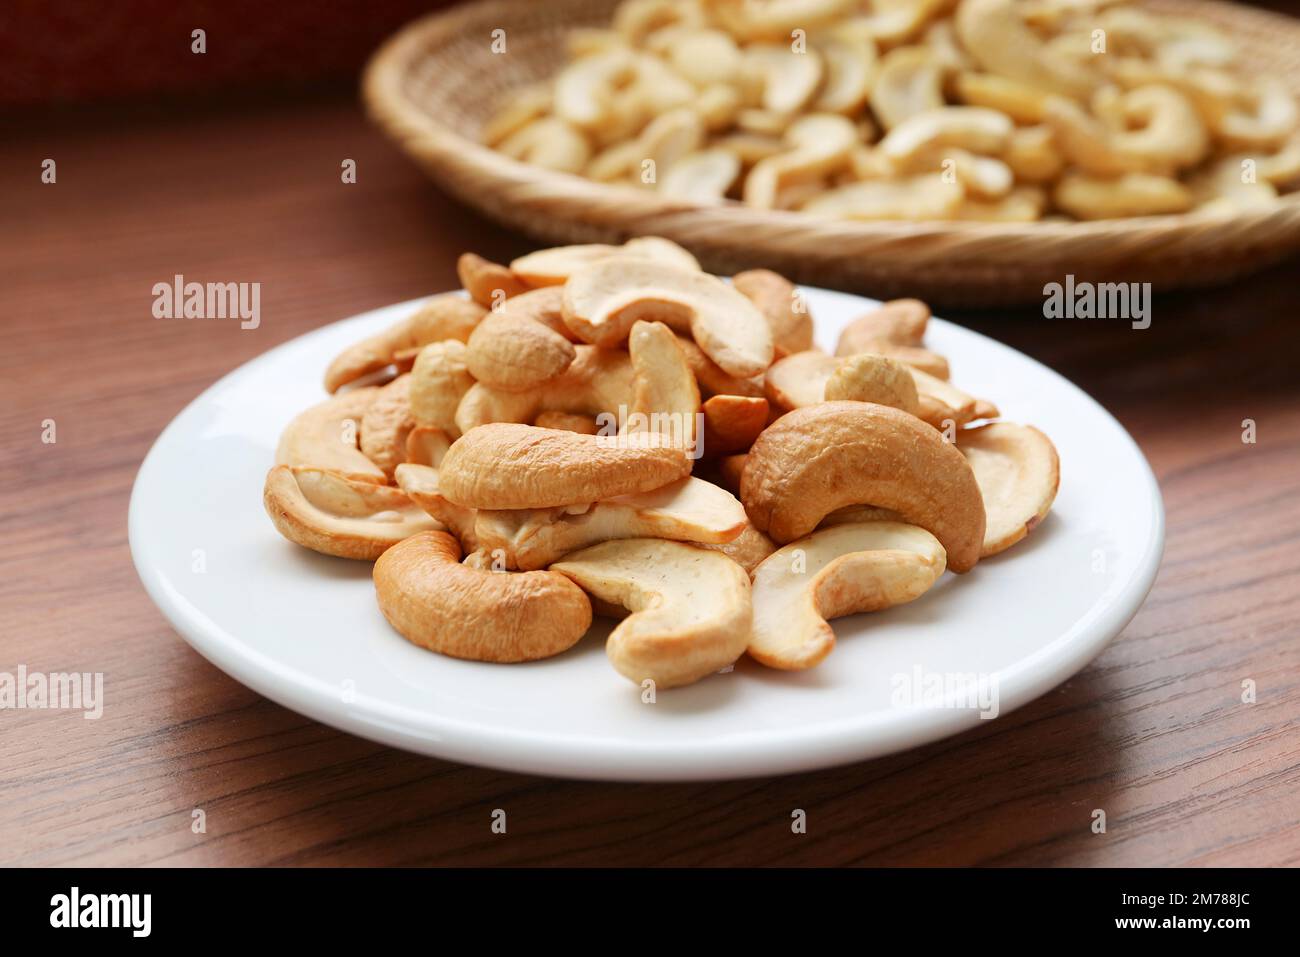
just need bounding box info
[374,531,592,663]
[562,258,774,377]
[323,296,485,393]
[457,253,529,308]
[731,269,814,358]
[275,388,386,483]
[957,422,1060,556]
[741,401,986,571]
[675,337,765,398]
[701,395,769,456]
[409,340,475,439]
[552,539,753,688]
[455,344,634,434]
[764,350,839,412]
[703,523,776,575]
[263,465,440,560]
[472,476,747,570]
[534,411,601,434]
[748,521,947,670]
[438,423,692,509]
[359,374,415,480]
[465,288,578,393]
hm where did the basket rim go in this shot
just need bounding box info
[361,0,1300,254]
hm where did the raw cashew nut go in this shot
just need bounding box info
[1054,171,1192,220]
[438,423,692,509]
[497,116,591,173]
[263,465,440,560]
[748,521,947,669]
[627,320,700,445]
[409,340,475,439]
[701,395,769,456]
[457,253,529,308]
[703,0,855,42]
[745,44,825,114]
[742,113,858,209]
[955,0,1100,100]
[473,476,747,570]
[957,422,1060,557]
[824,353,920,414]
[563,258,774,377]
[323,296,484,393]
[800,175,965,221]
[510,237,700,287]
[455,345,634,433]
[1044,86,1208,175]
[740,401,986,571]
[359,374,416,480]
[552,539,753,688]
[954,72,1050,124]
[869,45,945,131]
[879,107,1013,164]
[275,387,386,483]
[374,531,592,662]
[814,32,877,115]
[731,269,814,358]
[465,288,578,393]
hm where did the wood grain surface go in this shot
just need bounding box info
[2,92,1298,867]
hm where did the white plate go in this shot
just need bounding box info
[129,288,1164,781]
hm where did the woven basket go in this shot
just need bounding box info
[363,0,1300,306]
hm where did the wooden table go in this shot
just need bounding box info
[3,93,1298,867]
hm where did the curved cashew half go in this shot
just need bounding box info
[869,45,945,131]
[800,175,965,221]
[954,71,1050,123]
[703,522,776,574]
[814,32,877,115]
[323,296,484,393]
[741,401,986,571]
[438,423,692,509]
[465,288,578,393]
[1044,86,1208,175]
[359,373,415,480]
[1054,171,1192,219]
[658,148,741,202]
[764,350,839,411]
[676,337,765,398]
[263,465,440,560]
[497,116,591,173]
[374,531,592,663]
[731,269,814,358]
[743,113,859,209]
[552,539,752,688]
[957,422,1060,557]
[879,107,1013,164]
[745,44,825,115]
[393,463,480,551]
[404,426,451,467]
[628,320,700,445]
[455,344,634,433]
[409,340,475,439]
[510,236,700,287]
[457,253,529,308]
[562,258,774,377]
[749,521,947,670]
[473,475,747,570]
[275,387,386,483]
[954,0,1100,100]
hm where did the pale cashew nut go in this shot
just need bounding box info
[275,387,386,483]
[895,146,1015,199]
[457,253,529,308]
[731,269,814,358]
[497,116,591,173]
[740,401,986,571]
[1054,171,1192,219]
[614,0,706,46]
[954,72,1049,124]
[764,350,839,411]
[263,465,440,560]
[393,463,479,550]
[1216,79,1299,151]
[879,107,1014,164]
[465,288,578,393]
[552,539,753,688]
[627,320,701,445]
[847,0,950,47]
[534,411,601,434]
[658,149,741,202]
[704,0,855,42]
[481,84,552,147]
[956,185,1048,222]
[824,353,919,414]
[404,426,451,467]
[954,0,1100,100]
[868,45,944,131]
[745,44,825,115]
[359,373,416,480]
[703,523,776,574]
[743,113,859,209]
[323,296,484,393]
[455,345,634,433]
[473,476,747,570]
[438,423,692,509]
[374,531,592,663]
[1001,125,1065,184]
[1044,86,1208,175]
[836,298,930,346]
[409,340,475,439]
[748,521,947,670]
[813,32,878,115]
[562,258,774,377]
[510,236,700,287]
[799,175,965,221]
[637,107,707,176]
[957,422,1060,557]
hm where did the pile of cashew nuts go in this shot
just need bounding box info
[264,237,1061,689]
[482,0,1300,220]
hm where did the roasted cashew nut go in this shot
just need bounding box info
[824,353,920,414]
[374,531,592,663]
[552,539,753,688]
[465,287,578,393]
[701,394,769,456]
[359,373,415,480]
[509,237,700,287]
[731,269,814,358]
[263,465,440,560]
[627,319,701,446]
[393,463,480,551]
[1053,171,1192,219]
[957,422,1060,557]
[749,521,947,669]
[741,401,986,571]
[457,253,529,308]
[275,387,386,483]
[409,340,475,439]
[955,0,1100,100]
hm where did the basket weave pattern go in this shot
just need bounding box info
[363,0,1300,306]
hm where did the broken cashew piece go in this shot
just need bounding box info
[731,269,814,358]
[438,422,692,509]
[741,401,986,571]
[552,539,753,689]
[764,350,839,412]
[955,0,1100,100]
[749,521,947,670]
[562,258,774,377]
[957,422,1060,557]
[374,531,592,663]
[404,426,451,467]
[457,253,529,308]
[275,387,386,483]
[263,465,440,560]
